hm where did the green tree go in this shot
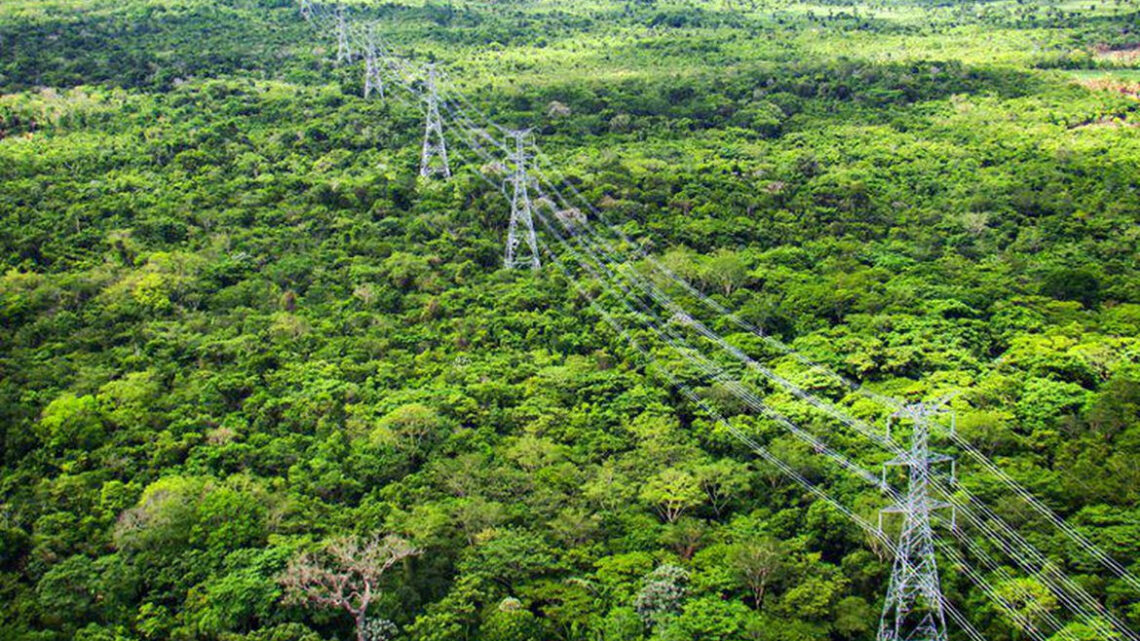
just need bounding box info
[36,555,99,628]
[640,469,703,523]
[695,458,751,518]
[666,595,752,641]
[36,393,104,451]
[461,529,557,597]
[371,403,448,456]
[1041,268,1101,308]
[701,249,750,296]
[480,598,543,641]
[991,577,1060,636]
[728,538,785,609]
[833,596,874,639]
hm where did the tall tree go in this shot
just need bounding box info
[640,468,703,523]
[729,538,785,609]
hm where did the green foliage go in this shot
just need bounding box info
[1,0,1139,639]
[36,394,104,451]
[187,549,285,636]
[370,403,449,456]
[663,595,751,640]
[639,469,703,523]
[478,599,542,641]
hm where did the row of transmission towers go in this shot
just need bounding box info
[414,68,540,270]
[336,18,538,270]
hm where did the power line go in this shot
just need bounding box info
[527,137,1140,607]
[435,88,1130,634]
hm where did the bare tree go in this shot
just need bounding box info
[279,535,420,641]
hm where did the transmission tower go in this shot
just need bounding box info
[505,129,541,270]
[419,65,451,179]
[878,401,956,641]
[299,0,312,20]
[335,4,352,64]
[362,34,384,99]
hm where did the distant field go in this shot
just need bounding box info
[1067,68,1140,81]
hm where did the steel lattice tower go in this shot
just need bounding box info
[505,129,541,270]
[362,34,384,99]
[299,0,312,20]
[878,401,955,641]
[419,65,451,179]
[335,4,352,64]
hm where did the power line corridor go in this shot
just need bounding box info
[291,3,1140,639]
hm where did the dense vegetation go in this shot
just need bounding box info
[1,0,1139,640]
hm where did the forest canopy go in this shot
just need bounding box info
[1,0,1139,640]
